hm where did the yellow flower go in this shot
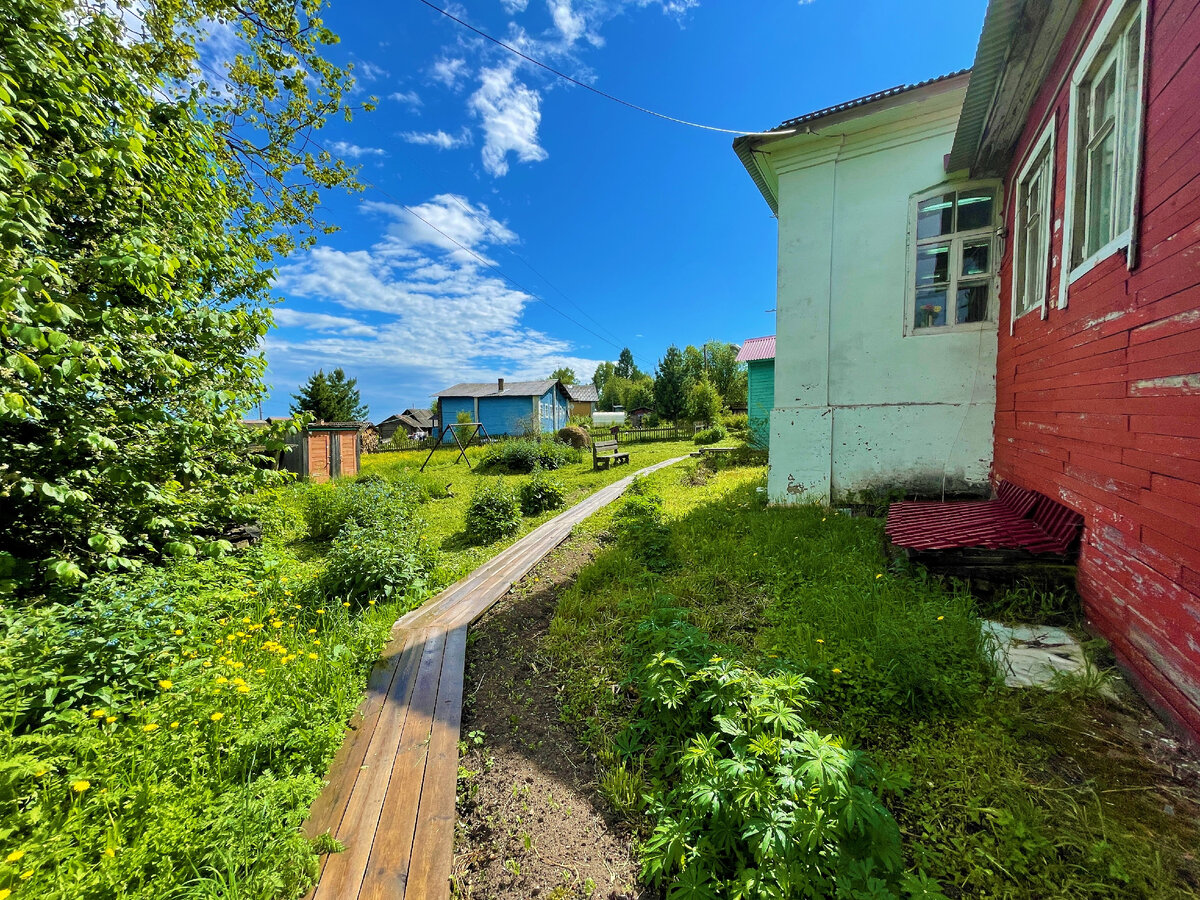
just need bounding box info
[308,652,318,660]
[92,709,105,718]
[237,685,250,694]
[816,639,824,644]
[215,676,228,684]
[158,679,173,690]
[20,870,33,879]
[142,723,160,733]
[33,768,48,778]
[173,629,183,635]
[6,849,25,863]
[210,712,224,722]
[937,615,945,621]
[71,780,91,793]
[312,639,321,646]
[169,722,180,729]
[105,716,116,724]
[0,888,11,899]
[368,600,376,606]
[255,668,265,674]
[232,677,246,686]
[316,609,325,615]
[242,617,251,624]
[875,573,883,579]
[307,628,316,634]
[342,602,350,608]
[103,848,115,858]
[832,668,842,674]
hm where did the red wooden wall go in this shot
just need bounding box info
[994,0,1200,741]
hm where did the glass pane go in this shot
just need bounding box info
[1021,213,1043,312]
[956,283,990,324]
[1118,20,1142,228]
[956,188,995,231]
[917,193,955,240]
[1087,129,1116,252]
[962,240,990,276]
[915,244,950,287]
[1092,60,1117,137]
[915,288,948,328]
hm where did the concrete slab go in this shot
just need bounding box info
[981,620,1088,688]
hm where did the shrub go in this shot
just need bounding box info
[721,412,749,432]
[520,469,568,516]
[321,519,434,607]
[303,474,422,541]
[613,490,674,572]
[465,480,522,543]
[629,613,904,899]
[480,438,579,473]
[693,424,728,445]
[557,425,591,449]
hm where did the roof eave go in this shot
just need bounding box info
[733,135,780,216]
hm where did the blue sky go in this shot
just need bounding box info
[259,0,989,419]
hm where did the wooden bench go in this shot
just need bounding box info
[592,439,630,470]
[697,446,736,457]
[885,480,1083,555]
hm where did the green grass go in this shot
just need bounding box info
[545,461,1200,899]
[0,439,695,900]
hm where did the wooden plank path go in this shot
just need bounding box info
[302,455,687,900]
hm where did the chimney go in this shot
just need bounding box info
[497,377,505,392]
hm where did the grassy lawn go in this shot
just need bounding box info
[361,439,697,585]
[0,437,693,900]
[545,458,1200,899]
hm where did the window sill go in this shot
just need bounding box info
[1066,229,1131,289]
[907,321,998,337]
[1013,301,1044,324]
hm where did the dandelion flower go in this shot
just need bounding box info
[255,668,265,674]
[105,716,116,724]
[316,609,325,615]
[368,600,376,606]
[142,723,160,733]
[937,615,945,621]
[816,639,824,644]
[307,628,316,634]
[158,679,173,690]
[210,712,224,722]
[0,888,11,900]
[237,685,250,694]
[832,668,842,674]
[312,639,321,646]
[6,850,25,863]
[215,676,228,684]
[71,780,91,793]
[170,722,180,729]
[242,617,251,624]
[33,768,48,777]
[173,629,183,635]
[875,573,883,579]
[343,602,350,608]
[92,709,105,719]
[20,869,33,879]
[308,652,319,660]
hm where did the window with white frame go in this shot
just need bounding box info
[1013,125,1055,319]
[1064,0,1144,279]
[910,185,999,331]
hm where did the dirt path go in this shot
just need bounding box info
[451,538,653,900]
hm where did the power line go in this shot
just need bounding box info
[415,0,794,137]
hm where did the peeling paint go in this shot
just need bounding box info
[1130,373,1200,395]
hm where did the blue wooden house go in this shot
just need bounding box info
[736,336,775,450]
[433,379,571,438]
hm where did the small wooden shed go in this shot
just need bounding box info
[736,336,775,449]
[281,422,363,482]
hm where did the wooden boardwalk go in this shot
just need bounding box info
[302,456,686,900]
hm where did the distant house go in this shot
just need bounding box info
[434,379,571,438]
[736,336,775,449]
[377,408,436,442]
[563,382,599,418]
[734,70,994,502]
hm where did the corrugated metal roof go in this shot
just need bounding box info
[947,0,1022,173]
[772,69,972,133]
[564,383,599,402]
[736,335,776,362]
[434,379,559,398]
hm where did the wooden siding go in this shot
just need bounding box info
[994,0,1200,740]
[308,432,331,483]
[339,432,359,477]
[479,395,535,435]
[747,359,775,449]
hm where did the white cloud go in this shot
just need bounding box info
[355,60,389,81]
[430,56,470,90]
[389,89,423,106]
[329,140,388,159]
[273,308,378,337]
[469,65,548,177]
[270,194,603,391]
[548,0,588,45]
[400,128,472,150]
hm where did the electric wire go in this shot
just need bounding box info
[415,0,793,137]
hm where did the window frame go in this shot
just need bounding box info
[1058,0,1147,307]
[904,180,1002,336]
[1011,120,1056,329]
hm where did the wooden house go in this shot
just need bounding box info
[563,383,599,418]
[951,0,1200,742]
[280,422,363,482]
[736,335,776,449]
[434,379,571,438]
[377,408,437,442]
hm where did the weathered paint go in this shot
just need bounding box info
[758,76,996,503]
[993,0,1200,741]
[747,358,774,449]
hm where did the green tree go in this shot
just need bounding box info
[687,377,722,424]
[599,375,633,411]
[593,360,615,394]
[548,366,576,385]
[0,0,360,588]
[615,347,643,380]
[291,368,368,422]
[653,346,690,423]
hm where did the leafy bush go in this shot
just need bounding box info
[628,614,904,899]
[721,412,749,432]
[465,480,522,543]
[519,470,568,516]
[557,425,591,449]
[303,474,422,541]
[480,439,579,474]
[320,520,435,607]
[613,490,674,572]
[693,424,728,445]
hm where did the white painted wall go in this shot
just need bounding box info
[759,80,997,503]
